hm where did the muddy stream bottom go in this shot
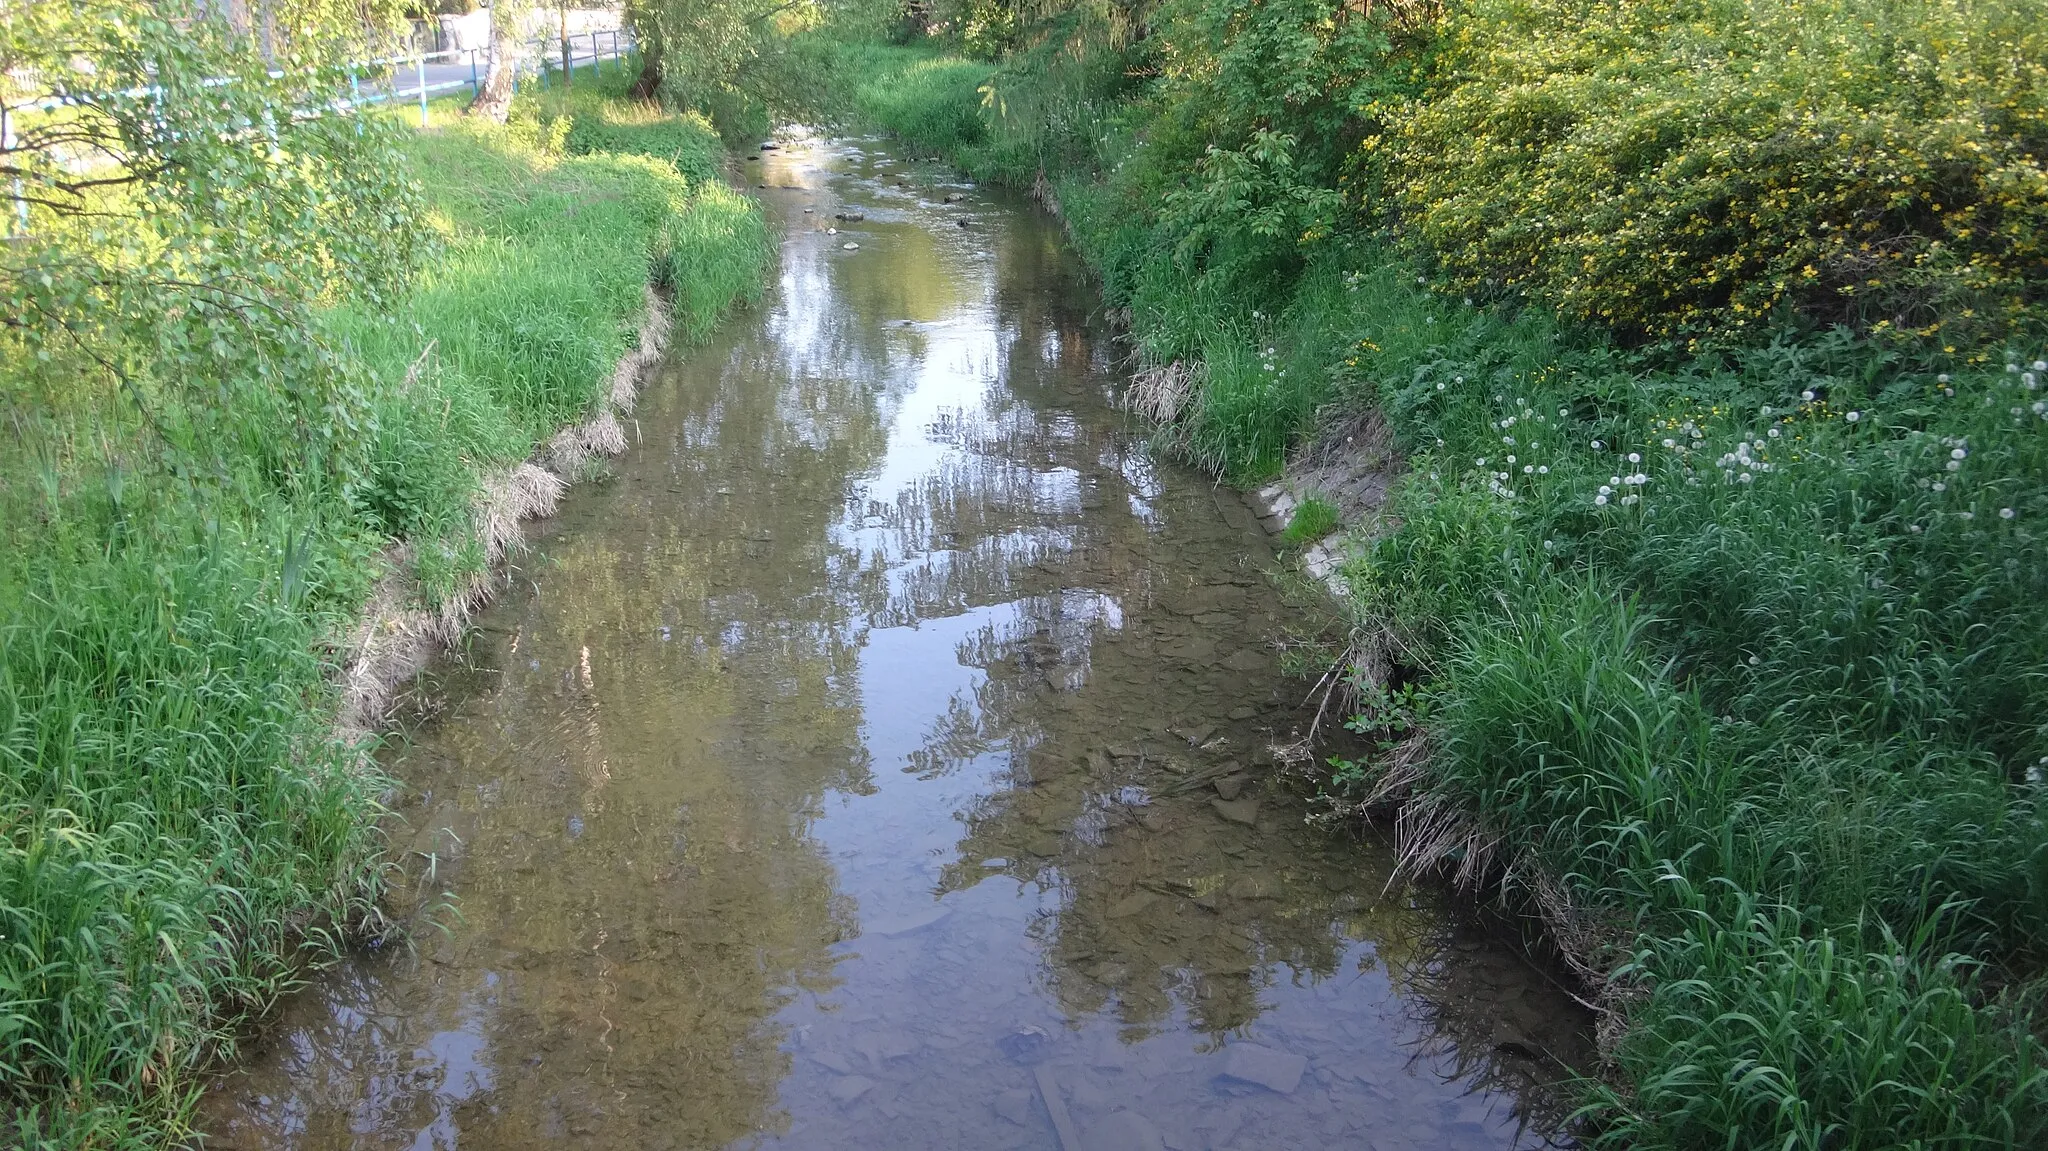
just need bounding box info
[200,136,1592,1151]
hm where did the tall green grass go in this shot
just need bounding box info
[0,91,770,1146]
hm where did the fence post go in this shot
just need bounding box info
[469,47,479,96]
[417,50,428,126]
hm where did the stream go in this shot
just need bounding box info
[199,136,1592,1151]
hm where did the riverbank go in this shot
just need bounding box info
[823,13,2048,1150]
[0,77,769,1145]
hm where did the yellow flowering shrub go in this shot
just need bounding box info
[1389,0,2048,338]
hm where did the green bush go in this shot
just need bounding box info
[1391,0,2048,339]
[1282,496,1342,543]
[857,52,995,154]
[1592,906,2048,1150]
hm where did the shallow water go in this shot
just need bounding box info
[200,137,1592,1151]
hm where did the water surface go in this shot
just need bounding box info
[201,137,1591,1151]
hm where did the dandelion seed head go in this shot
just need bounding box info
[1594,494,1608,506]
[1951,447,1967,460]
[1932,481,1946,491]
[1845,411,1862,422]
[2000,507,2016,519]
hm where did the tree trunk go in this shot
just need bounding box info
[467,6,519,122]
[628,38,663,101]
[623,0,663,100]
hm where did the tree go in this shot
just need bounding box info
[623,0,821,106]
[468,0,527,120]
[1,0,427,488]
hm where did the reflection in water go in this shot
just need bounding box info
[201,137,1591,1151]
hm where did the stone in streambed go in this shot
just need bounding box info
[1107,891,1158,919]
[869,906,949,937]
[1213,775,1249,801]
[1210,797,1259,825]
[1218,1043,1307,1094]
[1084,1110,1167,1151]
[828,1075,876,1104]
[1222,648,1268,673]
[994,1088,1035,1126]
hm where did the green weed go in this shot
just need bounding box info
[1281,496,1341,545]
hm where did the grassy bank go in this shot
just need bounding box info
[827,7,2048,1148]
[0,69,769,1146]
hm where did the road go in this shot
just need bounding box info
[365,36,635,108]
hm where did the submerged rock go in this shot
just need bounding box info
[1218,1043,1307,1094]
[828,1075,876,1104]
[1106,891,1158,919]
[994,1088,1034,1126]
[1084,1110,1167,1151]
[868,906,948,937]
[1210,797,1259,825]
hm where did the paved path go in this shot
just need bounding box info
[368,39,634,107]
